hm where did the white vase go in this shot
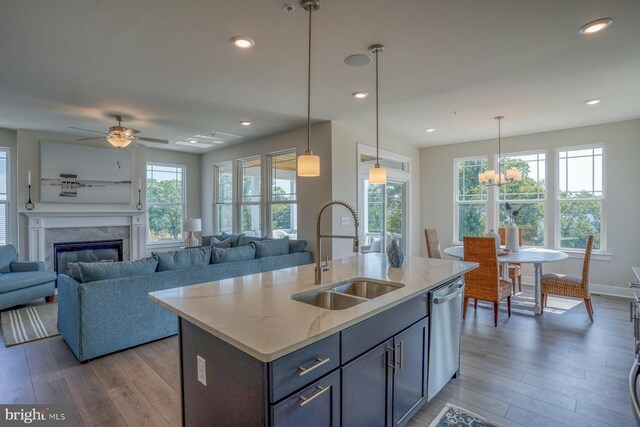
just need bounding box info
[485,229,501,252]
[505,223,520,252]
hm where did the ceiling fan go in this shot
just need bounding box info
[69,115,169,149]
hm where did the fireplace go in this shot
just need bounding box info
[54,239,124,277]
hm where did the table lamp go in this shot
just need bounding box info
[183,218,201,247]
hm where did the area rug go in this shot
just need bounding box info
[1,302,59,347]
[429,403,503,427]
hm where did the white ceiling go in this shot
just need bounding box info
[0,0,639,152]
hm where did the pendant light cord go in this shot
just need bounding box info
[306,6,312,153]
[375,49,380,166]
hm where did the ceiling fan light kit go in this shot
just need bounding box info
[69,114,169,149]
[368,44,387,185]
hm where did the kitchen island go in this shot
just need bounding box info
[149,253,477,426]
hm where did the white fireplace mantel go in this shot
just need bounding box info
[20,210,146,261]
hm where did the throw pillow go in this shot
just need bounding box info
[289,239,308,253]
[238,235,264,247]
[251,237,290,258]
[201,234,225,247]
[78,257,158,283]
[153,247,212,271]
[211,245,256,264]
[210,237,233,249]
[67,262,82,282]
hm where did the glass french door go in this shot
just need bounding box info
[360,178,407,254]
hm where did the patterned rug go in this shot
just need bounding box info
[1,302,59,346]
[429,403,503,427]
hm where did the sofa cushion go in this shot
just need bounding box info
[211,246,256,264]
[201,234,225,247]
[67,263,83,282]
[0,245,18,274]
[221,232,244,247]
[78,257,159,283]
[0,271,57,293]
[210,238,233,249]
[153,247,212,271]
[238,235,264,247]
[251,237,290,258]
[289,239,307,253]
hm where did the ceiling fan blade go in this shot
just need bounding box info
[69,126,107,135]
[132,136,169,144]
[77,137,106,141]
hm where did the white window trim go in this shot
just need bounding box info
[267,149,297,239]
[554,143,607,253]
[213,161,234,234]
[237,155,262,237]
[146,162,186,247]
[453,155,488,244]
[0,147,10,246]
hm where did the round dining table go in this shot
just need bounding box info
[443,246,568,315]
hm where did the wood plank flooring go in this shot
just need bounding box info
[0,288,635,427]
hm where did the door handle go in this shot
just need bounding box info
[395,341,404,370]
[386,346,396,372]
[433,284,465,304]
[299,385,330,407]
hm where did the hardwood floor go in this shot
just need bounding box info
[0,289,635,426]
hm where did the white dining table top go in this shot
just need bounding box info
[443,245,569,264]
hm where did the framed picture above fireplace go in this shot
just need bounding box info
[40,141,132,204]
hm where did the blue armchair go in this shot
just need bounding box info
[0,245,57,311]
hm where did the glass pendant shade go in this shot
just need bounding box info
[107,136,131,148]
[369,163,387,185]
[506,168,521,182]
[297,150,320,177]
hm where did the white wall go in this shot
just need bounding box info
[201,122,333,258]
[420,119,640,296]
[15,130,201,258]
[0,129,18,246]
[331,121,421,260]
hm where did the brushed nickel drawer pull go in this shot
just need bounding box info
[299,386,330,407]
[298,358,330,376]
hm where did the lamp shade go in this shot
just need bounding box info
[107,136,131,148]
[183,218,202,233]
[369,164,387,185]
[297,151,320,177]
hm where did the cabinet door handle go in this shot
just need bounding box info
[298,357,330,376]
[386,347,396,372]
[396,341,404,370]
[299,385,330,407]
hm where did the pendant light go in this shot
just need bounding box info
[478,116,521,186]
[297,0,321,177]
[368,44,386,185]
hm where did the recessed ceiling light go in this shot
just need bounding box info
[352,91,369,99]
[579,18,613,35]
[345,54,372,67]
[425,128,436,133]
[240,121,253,126]
[230,36,255,49]
[584,98,601,105]
[189,139,198,144]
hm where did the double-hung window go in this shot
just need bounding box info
[269,150,297,239]
[557,146,604,250]
[497,152,546,246]
[214,162,233,234]
[147,163,185,243]
[0,149,9,245]
[238,157,262,237]
[454,157,488,243]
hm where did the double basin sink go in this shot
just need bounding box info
[292,279,404,310]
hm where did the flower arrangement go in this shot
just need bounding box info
[504,202,523,225]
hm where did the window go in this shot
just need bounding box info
[454,158,488,243]
[147,163,185,243]
[557,146,604,250]
[269,151,297,239]
[0,149,9,245]
[214,162,233,233]
[239,157,261,237]
[497,152,546,246]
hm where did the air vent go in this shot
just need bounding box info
[174,131,243,148]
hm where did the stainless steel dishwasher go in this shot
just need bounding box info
[428,277,465,401]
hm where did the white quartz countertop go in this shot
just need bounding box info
[148,254,478,362]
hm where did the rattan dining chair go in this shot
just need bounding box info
[541,235,594,321]
[425,228,441,259]
[463,237,512,327]
[498,227,523,293]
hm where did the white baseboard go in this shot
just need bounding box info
[521,275,634,300]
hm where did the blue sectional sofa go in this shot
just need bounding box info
[57,240,312,362]
[0,245,57,311]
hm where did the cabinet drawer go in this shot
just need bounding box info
[270,333,340,403]
[272,369,341,427]
[341,292,428,363]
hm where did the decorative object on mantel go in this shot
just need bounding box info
[296,0,321,177]
[485,229,501,252]
[1,303,59,347]
[40,141,132,204]
[136,178,143,210]
[429,403,503,427]
[368,43,387,185]
[504,202,522,252]
[184,218,202,247]
[387,237,404,268]
[25,170,34,210]
[478,116,521,186]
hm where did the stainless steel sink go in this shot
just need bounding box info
[332,280,403,299]
[292,291,367,310]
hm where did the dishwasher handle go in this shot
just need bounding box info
[433,283,465,304]
[629,358,640,423]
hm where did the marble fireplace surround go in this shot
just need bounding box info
[22,211,145,263]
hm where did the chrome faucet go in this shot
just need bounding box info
[315,200,360,284]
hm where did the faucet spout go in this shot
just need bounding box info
[315,200,360,285]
